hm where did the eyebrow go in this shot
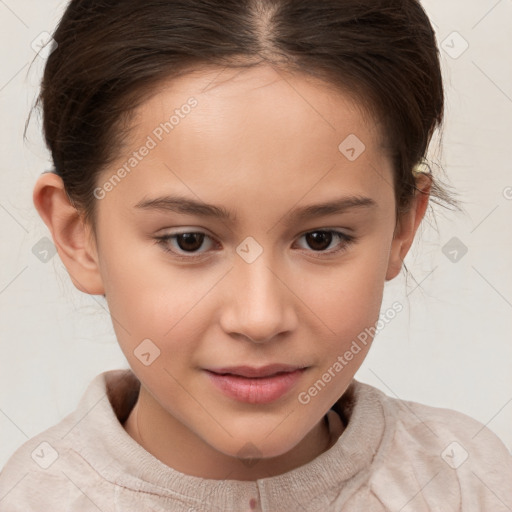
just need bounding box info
[134,194,377,224]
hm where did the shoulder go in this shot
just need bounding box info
[386,390,512,468]
[353,381,512,510]
[0,370,132,511]
[0,418,110,511]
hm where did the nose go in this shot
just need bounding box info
[219,252,297,344]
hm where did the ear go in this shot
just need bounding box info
[385,173,431,281]
[32,172,105,295]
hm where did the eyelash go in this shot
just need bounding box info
[154,229,356,261]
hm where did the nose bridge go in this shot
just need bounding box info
[221,246,295,343]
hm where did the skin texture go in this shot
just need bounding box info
[33,64,431,481]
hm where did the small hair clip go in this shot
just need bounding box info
[412,160,430,177]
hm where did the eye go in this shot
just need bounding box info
[295,230,356,256]
[154,231,217,259]
[154,229,356,261]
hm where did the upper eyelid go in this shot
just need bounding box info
[159,229,352,250]
[160,227,349,239]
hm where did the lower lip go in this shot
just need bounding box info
[205,369,306,404]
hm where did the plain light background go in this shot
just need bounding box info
[1,0,511,469]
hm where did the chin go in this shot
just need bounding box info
[210,427,305,462]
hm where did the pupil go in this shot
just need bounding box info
[177,233,204,252]
[306,231,332,251]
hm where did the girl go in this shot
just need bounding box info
[1,0,511,510]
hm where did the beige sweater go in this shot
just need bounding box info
[0,369,511,511]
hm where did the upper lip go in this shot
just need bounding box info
[206,364,307,378]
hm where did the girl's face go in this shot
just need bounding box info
[47,64,427,478]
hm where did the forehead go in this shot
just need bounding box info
[102,64,394,215]
[139,64,382,143]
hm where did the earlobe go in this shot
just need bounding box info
[385,174,432,281]
[32,172,105,296]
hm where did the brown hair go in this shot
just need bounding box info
[30,0,460,239]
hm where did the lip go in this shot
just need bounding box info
[204,365,308,404]
[206,364,306,378]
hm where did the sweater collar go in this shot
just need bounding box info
[70,369,386,511]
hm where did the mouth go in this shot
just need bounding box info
[205,363,308,379]
[204,364,309,404]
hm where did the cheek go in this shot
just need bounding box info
[296,257,388,399]
[99,243,219,361]
[298,253,387,336]
[294,258,386,406]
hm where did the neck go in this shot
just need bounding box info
[123,384,340,480]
